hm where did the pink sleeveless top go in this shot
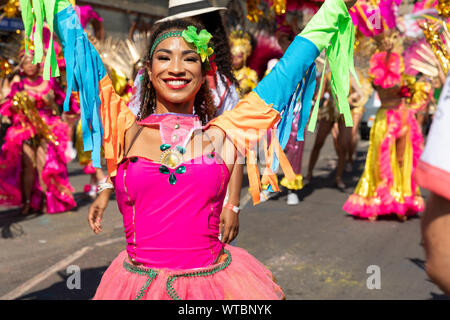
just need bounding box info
[113,153,230,270]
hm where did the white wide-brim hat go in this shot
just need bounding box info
[156,0,227,24]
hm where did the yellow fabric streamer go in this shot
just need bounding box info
[280,174,303,191]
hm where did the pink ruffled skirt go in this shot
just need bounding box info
[93,244,285,300]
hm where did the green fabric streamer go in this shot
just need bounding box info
[18,0,71,80]
[31,0,45,65]
[326,12,358,127]
[56,0,70,13]
[42,0,64,79]
[307,56,328,132]
[300,0,358,129]
[19,0,33,56]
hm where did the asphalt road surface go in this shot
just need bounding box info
[0,131,446,300]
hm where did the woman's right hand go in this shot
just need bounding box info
[88,189,112,234]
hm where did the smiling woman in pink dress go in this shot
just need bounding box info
[22,0,357,299]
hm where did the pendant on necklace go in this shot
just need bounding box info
[159,145,186,169]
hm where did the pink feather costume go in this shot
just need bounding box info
[0,77,76,213]
[342,52,425,219]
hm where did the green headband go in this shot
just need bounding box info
[150,26,214,64]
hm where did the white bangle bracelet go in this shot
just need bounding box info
[224,203,240,215]
[97,182,114,194]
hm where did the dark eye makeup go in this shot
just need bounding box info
[154,55,199,63]
[185,56,199,62]
[156,55,170,61]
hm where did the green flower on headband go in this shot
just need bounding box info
[182,26,214,63]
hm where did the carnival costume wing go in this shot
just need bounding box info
[19,0,356,205]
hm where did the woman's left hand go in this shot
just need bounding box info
[219,208,239,244]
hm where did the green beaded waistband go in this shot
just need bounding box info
[123,249,232,300]
[123,261,158,300]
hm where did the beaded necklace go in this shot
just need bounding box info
[137,113,203,185]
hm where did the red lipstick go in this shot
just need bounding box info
[164,78,191,90]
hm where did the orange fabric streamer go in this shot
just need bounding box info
[98,76,136,177]
[208,92,296,205]
[261,137,279,192]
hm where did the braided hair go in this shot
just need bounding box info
[138,19,216,125]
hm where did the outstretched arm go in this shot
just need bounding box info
[55,1,135,176]
[209,0,357,204]
[255,0,357,127]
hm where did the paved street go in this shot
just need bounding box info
[0,131,446,300]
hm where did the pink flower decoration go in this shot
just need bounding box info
[83,162,97,175]
[369,51,404,88]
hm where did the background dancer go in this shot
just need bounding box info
[343,29,424,221]
[305,71,369,190]
[229,30,259,98]
[0,49,77,214]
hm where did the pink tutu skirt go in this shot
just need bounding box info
[93,244,285,300]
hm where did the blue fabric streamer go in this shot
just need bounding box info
[277,89,297,149]
[297,63,317,142]
[254,36,319,112]
[253,36,319,187]
[54,5,106,168]
[266,63,316,192]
